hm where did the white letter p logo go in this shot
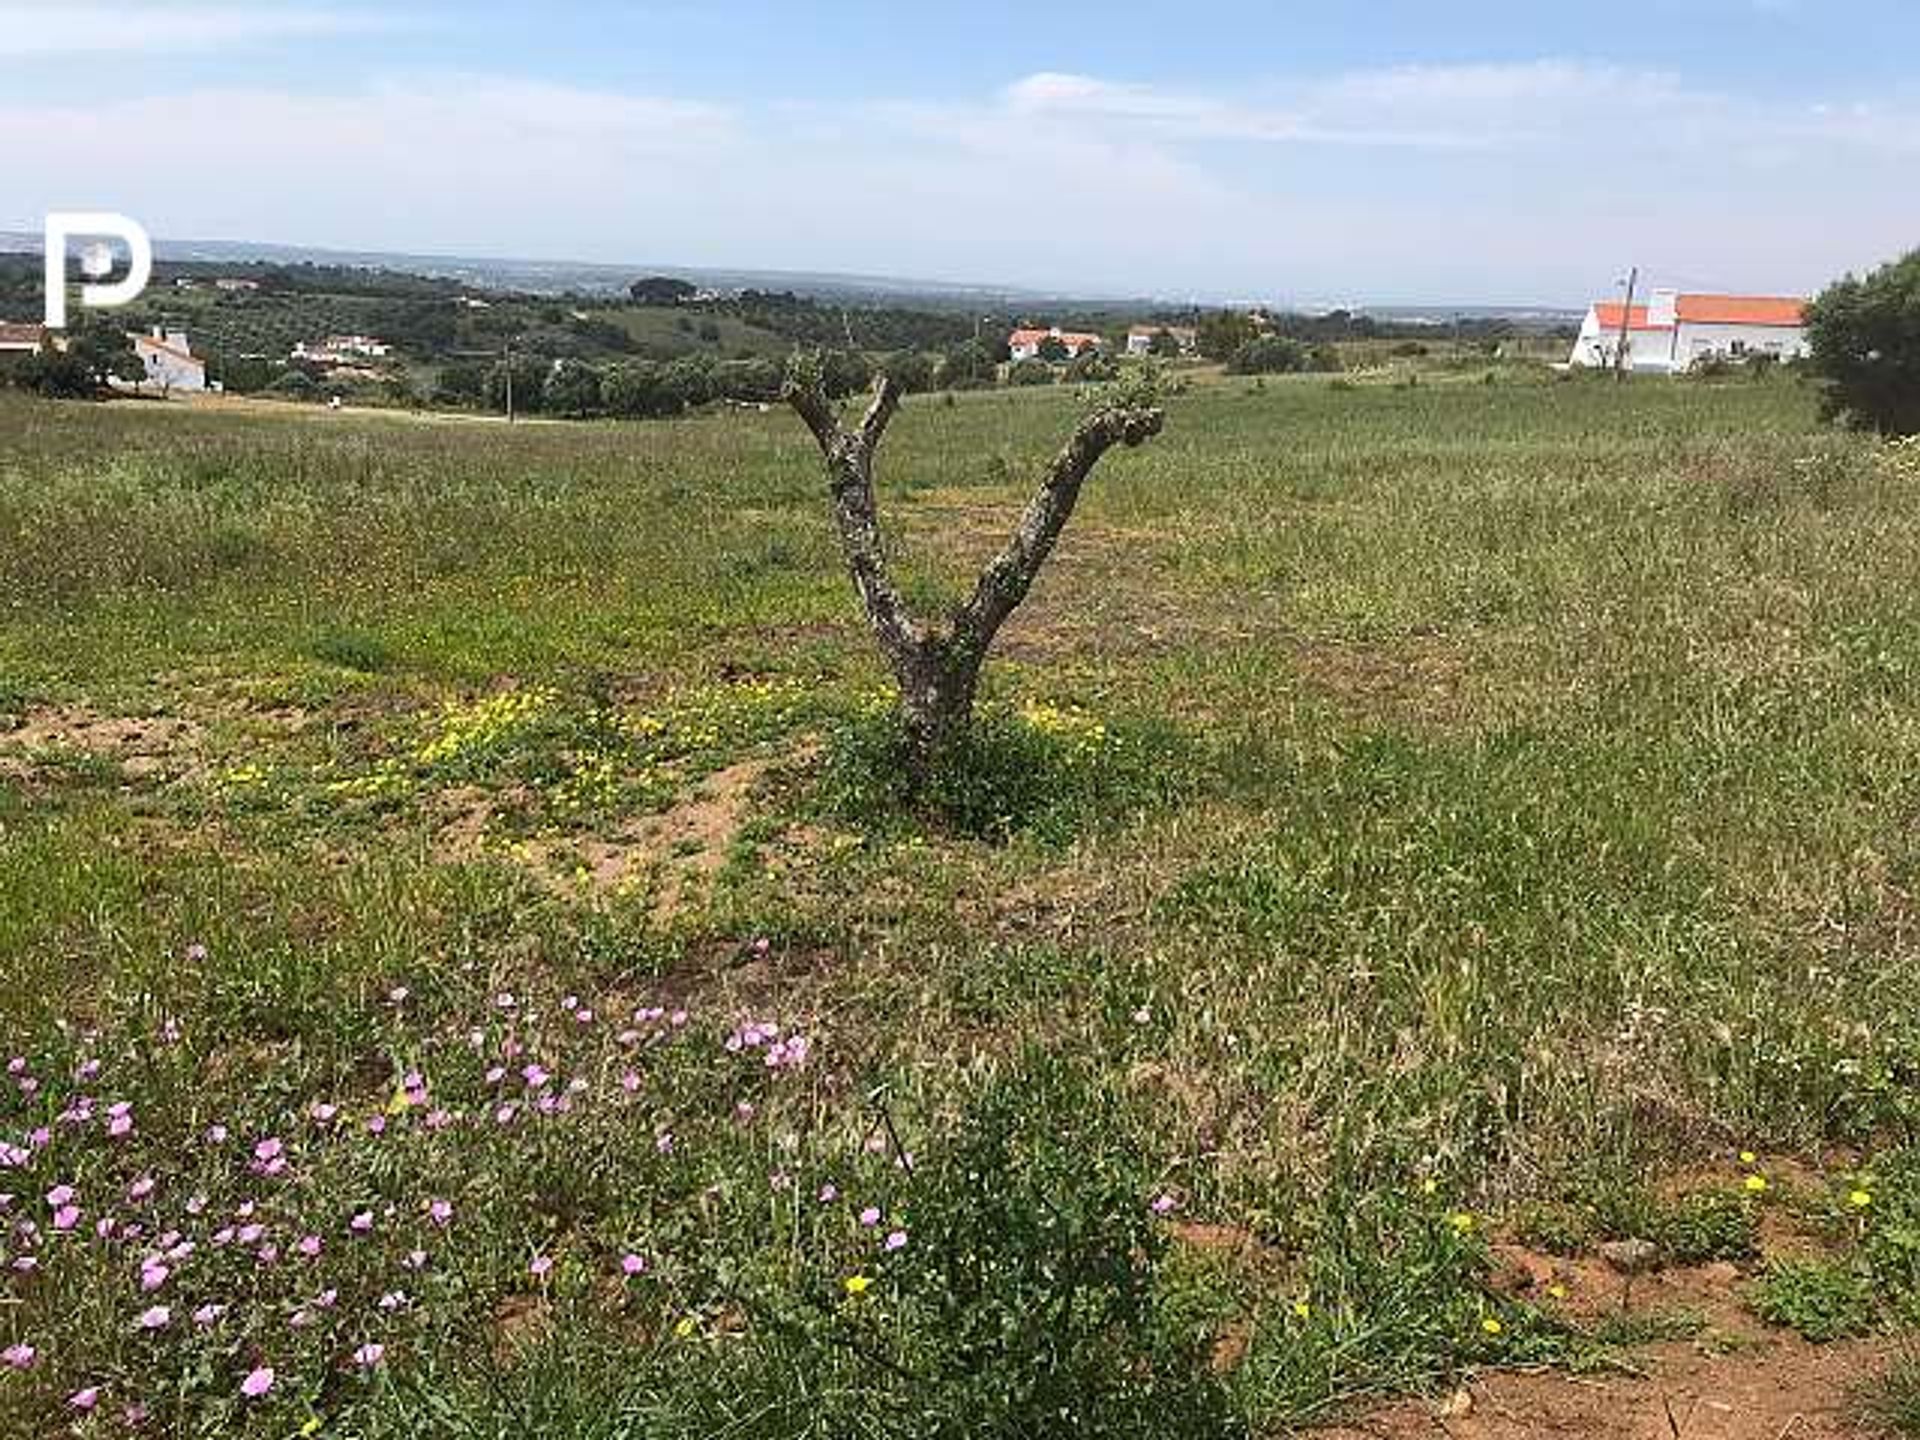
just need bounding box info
[44,212,152,329]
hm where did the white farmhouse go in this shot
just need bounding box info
[1008,326,1103,362]
[130,327,207,392]
[1569,289,1808,374]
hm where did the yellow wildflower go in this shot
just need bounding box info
[844,1274,873,1298]
[299,1420,322,1438]
[1481,1317,1503,1336]
[1450,1211,1475,1233]
[1744,1174,1768,1195]
[673,1316,697,1338]
[1291,1299,1311,1320]
[1547,1284,1567,1300]
[1850,1189,1873,1209]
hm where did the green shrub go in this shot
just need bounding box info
[814,697,1189,844]
[309,628,393,673]
[1227,336,1309,375]
[1751,1259,1875,1341]
[1806,247,1920,435]
[1654,1189,1757,1264]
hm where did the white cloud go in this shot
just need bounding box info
[0,3,399,57]
[2,62,1914,303]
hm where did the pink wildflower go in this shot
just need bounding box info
[239,1366,274,1398]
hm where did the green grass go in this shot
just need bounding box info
[3,372,1920,1435]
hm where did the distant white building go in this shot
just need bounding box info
[130,327,207,392]
[1569,289,1809,374]
[214,278,259,293]
[1125,324,1196,357]
[293,334,393,364]
[1008,325,1103,362]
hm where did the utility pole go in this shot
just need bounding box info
[504,339,514,424]
[1614,266,1638,382]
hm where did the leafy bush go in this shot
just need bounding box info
[1006,358,1055,387]
[1226,336,1310,375]
[1654,1189,1757,1264]
[750,1051,1238,1439]
[1751,1260,1875,1341]
[1064,349,1120,383]
[1806,247,1920,435]
[543,358,603,418]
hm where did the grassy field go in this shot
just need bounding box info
[4,371,1920,1436]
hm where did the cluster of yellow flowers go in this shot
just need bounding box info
[1019,698,1115,756]
[415,687,558,767]
[212,761,269,791]
[322,755,410,802]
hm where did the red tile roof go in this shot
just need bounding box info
[1674,294,1805,327]
[1592,303,1671,333]
[131,333,205,368]
[1009,327,1102,352]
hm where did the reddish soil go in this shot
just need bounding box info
[1312,1334,1892,1439]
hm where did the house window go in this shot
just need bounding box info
[1730,340,1747,357]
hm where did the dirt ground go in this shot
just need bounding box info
[1316,1244,1897,1440]
[1314,1334,1892,1440]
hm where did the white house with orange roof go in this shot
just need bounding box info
[1008,325,1103,362]
[1570,289,1809,374]
[130,326,208,392]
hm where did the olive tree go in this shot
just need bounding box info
[783,354,1163,777]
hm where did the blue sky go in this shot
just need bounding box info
[3,1,1914,304]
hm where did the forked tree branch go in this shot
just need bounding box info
[782,359,1163,764]
[781,372,918,666]
[949,404,1163,657]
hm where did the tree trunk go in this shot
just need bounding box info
[782,363,1163,781]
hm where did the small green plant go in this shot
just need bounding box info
[1751,1259,1876,1341]
[814,697,1189,844]
[309,627,393,673]
[1655,1189,1758,1264]
[1859,1353,1920,1438]
[1512,1201,1593,1256]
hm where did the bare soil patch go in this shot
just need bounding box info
[1311,1334,1892,1440]
[0,704,201,781]
[432,759,768,921]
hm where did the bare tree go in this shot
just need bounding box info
[782,355,1164,779]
